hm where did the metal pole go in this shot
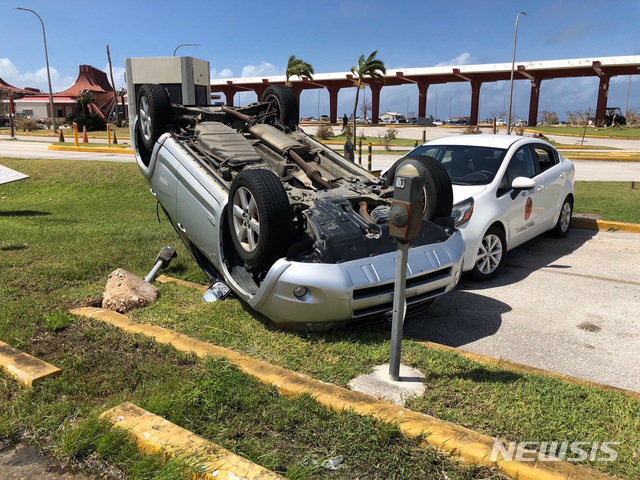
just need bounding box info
[9,92,15,139]
[17,8,57,133]
[625,75,632,116]
[368,143,372,171]
[389,242,409,381]
[358,139,362,165]
[507,11,528,135]
[173,43,199,56]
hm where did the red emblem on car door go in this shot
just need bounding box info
[525,197,533,220]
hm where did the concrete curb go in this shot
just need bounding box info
[102,402,284,479]
[571,217,640,233]
[48,144,134,155]
[0,340,61,387]
[563,154,640,161]
[156,274,209,292]
[71,307,619,480]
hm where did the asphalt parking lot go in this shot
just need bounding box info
[405,227,640,393]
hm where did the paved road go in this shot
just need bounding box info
[0,139,134,163]
[405,228,640,393]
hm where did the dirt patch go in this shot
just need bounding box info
[0,444,93,480]
[578,322,602,333]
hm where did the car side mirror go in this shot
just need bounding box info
[511,176,536,190]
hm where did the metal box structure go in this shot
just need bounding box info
[125,56,210,136]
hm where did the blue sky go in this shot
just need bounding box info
[2,0,640,120]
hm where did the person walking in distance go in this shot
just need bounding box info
[342,114,348,131]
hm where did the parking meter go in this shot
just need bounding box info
[388,160,425,381]
[389,162,425,242]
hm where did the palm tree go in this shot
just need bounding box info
[351,51,386,141]
[285,55,314,87]
[78,90,96,116]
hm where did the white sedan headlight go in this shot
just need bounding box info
[452,197,474,227]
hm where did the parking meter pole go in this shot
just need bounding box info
[389,241,409,381]
[144,260,163,283]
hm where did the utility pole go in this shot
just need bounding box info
[106,45,121,127]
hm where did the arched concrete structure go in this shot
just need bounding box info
[211,56,640,126]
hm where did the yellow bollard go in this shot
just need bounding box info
[414,139,418,148]
[358,139,362,166]
[73,122,79,147]
[368,143,372,171]
[107,124,112,146]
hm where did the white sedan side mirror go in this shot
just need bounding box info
[511,176,536,190]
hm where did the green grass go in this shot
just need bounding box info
[0,158,505,480]
[327,134,420,147]
[574,181,640,223]
[528,125,640,138]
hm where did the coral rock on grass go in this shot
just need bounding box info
[102,268,159,313]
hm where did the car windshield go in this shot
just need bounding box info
[411,145,507,185]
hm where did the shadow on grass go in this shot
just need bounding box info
[0,244,27,252]
[442,366,524,384]
[0,210,51,217]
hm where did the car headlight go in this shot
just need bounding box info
[452,197,474,227]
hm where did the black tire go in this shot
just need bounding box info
[137,84,171,152]
[227,169,292,269]
[383,155,454,221]
[261,85,299,130]
[551,195,573,238]
[471,225,506,281]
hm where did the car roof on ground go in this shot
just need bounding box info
[425,134,538,149]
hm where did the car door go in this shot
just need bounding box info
[531,144,565,230]
[499,145,543,248]
[175,163,222,263]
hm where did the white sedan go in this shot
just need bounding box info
[406,135,575,279]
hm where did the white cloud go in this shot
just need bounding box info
[210,68,235,79]
[0,58,76,93]
[436,52,479,67]
[241,61,283,78]
[102,64,126,90]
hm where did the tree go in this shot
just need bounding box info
[351,51,386,141]
[565,109,586,126]
[285,55,314,87]
[78,90,96,116]
[538,110,558,126]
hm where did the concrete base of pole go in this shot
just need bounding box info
[349,364,425,406]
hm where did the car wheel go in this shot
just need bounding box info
[471,225,506,280]
[261,86,299,130]
[137,84,171,152]
[551,196,573,238]
[227,169,292,270]
[383,155,454,221]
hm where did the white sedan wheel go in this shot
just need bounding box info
[476,233,503,275]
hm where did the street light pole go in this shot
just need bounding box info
[507,11,528,135]
[17,7,57,133]
[173,43,199,56]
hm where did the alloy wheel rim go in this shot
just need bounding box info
[232,187,260,252]
[139,96,152,142]
[560,202,571,232]
[476,233,503,274]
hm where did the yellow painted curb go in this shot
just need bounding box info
[563,154,640,162]
[0,340,61,387]
[156,274,209,292]
[71,307,618,480]
[102,402,284,479]
[0,131,131,141]
[571,217,640,233]
[48,144,134,155]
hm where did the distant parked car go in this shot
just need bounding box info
[0,115,10,127]
[319,115,330,122]
[495,119,507,126]
[400,135,575,280]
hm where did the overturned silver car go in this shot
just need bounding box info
[134,84,464,329]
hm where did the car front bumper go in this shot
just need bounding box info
[248,231,465,329]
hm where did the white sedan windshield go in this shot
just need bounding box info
[411,145,507,185]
